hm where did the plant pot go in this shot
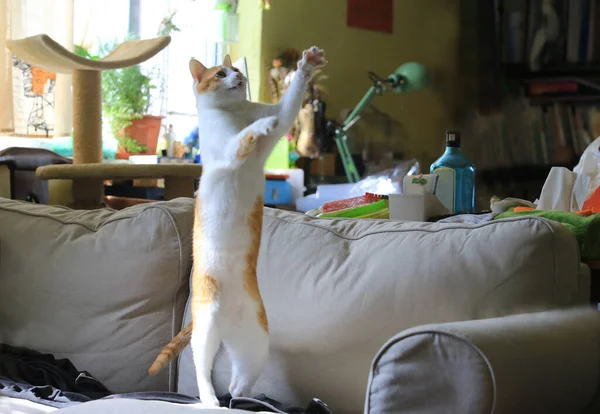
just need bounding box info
[116,115,164,159]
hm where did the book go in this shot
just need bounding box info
[579,0,592,63]
[567,0,583,63]
[587,0,598,62]
[527,81,579,96]
[547,0,569,64]
[503,0,526,63]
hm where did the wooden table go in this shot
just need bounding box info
[37,163,203,208]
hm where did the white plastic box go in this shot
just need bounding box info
[388,194,449,222]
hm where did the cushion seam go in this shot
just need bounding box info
[150,204,187,393]
[264,212,558,241]
[0,202,174,232]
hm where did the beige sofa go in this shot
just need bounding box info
[0,197,599,414]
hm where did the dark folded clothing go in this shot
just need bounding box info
[0,343,111,399]
[222,393,332,413]
[0,343,331,413]
[1,382,332,413]
[0,377,91,408]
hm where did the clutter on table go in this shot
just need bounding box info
[304,172,449,221]
[318,197,389,219]
[315,193,389,218]
[299,129,479,222]
[295,158,420,212]
[299,129,478,222]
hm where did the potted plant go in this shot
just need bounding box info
[101,60,162,159]
[75,14,179,160]
[74,42,162,159]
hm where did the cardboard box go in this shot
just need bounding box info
[310,153,336,176]
[388,194,449,222]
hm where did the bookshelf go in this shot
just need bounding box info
[505,63,600,79]
[473,0,600,201]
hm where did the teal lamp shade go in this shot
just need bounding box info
[388,62,430,93]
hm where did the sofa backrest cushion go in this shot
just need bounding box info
[0,198,194,393]
[176,208,588,413]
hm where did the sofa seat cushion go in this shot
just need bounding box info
[0,198,195,393]
[177,208,589,413]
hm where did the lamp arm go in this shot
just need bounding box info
[331,62,428,184]
[343,85,381,128]
[334,84,383,183]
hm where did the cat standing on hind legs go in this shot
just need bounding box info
[148,46,327,406]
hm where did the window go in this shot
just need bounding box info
[1,0,224,145]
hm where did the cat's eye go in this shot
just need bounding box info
[216,70,226,78]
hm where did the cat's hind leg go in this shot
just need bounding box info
[190,288,221,406]
[222,301,270,398]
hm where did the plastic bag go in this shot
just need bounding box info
[347,158,420,197]
[294,158,420,213]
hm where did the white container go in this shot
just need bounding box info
[388,194,449,222]
[129,155,158,164]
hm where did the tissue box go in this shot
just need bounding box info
[388,194,449,222]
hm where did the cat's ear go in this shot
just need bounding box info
[189,59,207,82]
[222,54,232,67]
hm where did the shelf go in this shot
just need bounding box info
[529,95,600,106]
[504,64,600,104]
[479,163,576,183]
[504,63,600,81]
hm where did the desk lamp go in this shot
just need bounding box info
[335,62,430,183]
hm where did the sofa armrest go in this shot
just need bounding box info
[365,308,600,414]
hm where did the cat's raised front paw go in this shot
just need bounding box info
[255,116,279,137]
[298,46,326,74]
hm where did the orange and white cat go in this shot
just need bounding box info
[149,46,326,406]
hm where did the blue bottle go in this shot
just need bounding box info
[430,130,475,214]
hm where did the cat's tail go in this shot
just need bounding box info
[148,321,193,375]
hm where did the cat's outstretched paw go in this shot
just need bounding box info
[298,46,327,75]
[254,116,279,137]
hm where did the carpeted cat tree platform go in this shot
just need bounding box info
[6,34,202,208]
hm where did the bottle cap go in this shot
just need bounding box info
[446,130,461,147]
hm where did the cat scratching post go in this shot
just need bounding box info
[71,70,103,205]
[6,34,181,208]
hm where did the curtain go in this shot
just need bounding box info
[0,0,13,132]
[0,0,74,137]
[1,0,222,142]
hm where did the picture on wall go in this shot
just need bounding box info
[347,0,393,34]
